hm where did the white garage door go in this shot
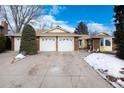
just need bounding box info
[58,37,74,51]
[14,37,21,51]
[40,37,56,51]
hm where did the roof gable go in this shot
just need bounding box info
[91,32,114,39]
[46,26,70,34]
[97,32,110,36]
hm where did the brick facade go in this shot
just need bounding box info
[74,37,79,51]
[11,37,14,51]
[93,38,100,50]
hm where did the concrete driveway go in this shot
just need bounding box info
[0,51,112,88]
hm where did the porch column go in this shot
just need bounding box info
[74,37,79,51]
[56,36,58,51]
[103,38,105,47]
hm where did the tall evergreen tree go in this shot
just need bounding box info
[74,21,89,35]
[114,5,124,59]
[20,24,37,55]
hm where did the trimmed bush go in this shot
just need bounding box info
[20,24,37,55]
[0,35,6,53]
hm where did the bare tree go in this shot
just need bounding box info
[0,5,42,33]
[89,30,98,37]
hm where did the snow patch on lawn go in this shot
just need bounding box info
[15,53,25,60]
[11,53,26,64]
[117,80,124,87]
[84,53,124,88]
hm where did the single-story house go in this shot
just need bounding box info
[87,32,116,52]
[6,26,82,52]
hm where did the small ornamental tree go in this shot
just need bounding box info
[74,21,89,35]
[114,5,124,59]
[20,24,37,55]
[0,35,6,53]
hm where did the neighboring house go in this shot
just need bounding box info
[0,21,11,50]
[0,25,4,35]
[88,32,116,52]
[78,35,89,49]
[0,21,8,35]
[6,26,81,52]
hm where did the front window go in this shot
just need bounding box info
[105,39,111,46]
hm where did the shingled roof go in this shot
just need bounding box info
[5,26,82,37]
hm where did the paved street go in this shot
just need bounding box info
[0,51,112,88]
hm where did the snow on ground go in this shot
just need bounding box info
[84,53,124,88]
[15,53,25,60]
[11,53,26,64]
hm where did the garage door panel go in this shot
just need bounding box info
[40,37,56,51]
[58,37,74,51]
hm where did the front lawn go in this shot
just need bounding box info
[84,53,124,88]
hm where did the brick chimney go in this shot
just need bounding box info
[1,21,8,34]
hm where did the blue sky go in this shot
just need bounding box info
[41,5,115,34]
[0,5,115,34]
[54,6,114,26]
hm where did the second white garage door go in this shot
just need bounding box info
[40,37,56,51]
[58,37,74,51]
